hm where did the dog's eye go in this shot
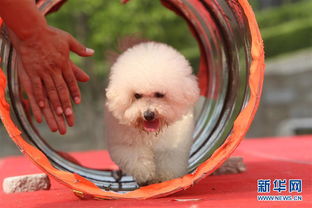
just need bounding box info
[134,93,143,99]
[154,92,165,98]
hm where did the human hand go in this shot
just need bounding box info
[17,55,90,134]
[9,26,93,133]
[18,57,67,134]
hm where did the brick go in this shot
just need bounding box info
[2,173,50,193]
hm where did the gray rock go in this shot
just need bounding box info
[212,156,246,176]
[2,173,51,193]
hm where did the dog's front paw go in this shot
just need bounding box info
[140,178,163,186]
[137,179,161,187]
[155,165,187,183]
[132,158,156,186]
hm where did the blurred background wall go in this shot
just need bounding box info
[247,0,312,137]
[1,0,311,156]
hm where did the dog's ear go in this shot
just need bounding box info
[181,74,200,106]
[106,86,132,121]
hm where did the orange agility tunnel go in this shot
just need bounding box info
[0,0,264,199]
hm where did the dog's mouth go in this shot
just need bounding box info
[143,119,160,132]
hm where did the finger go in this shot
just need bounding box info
[52,74,73,116]
[63,62,81,104]
[17,58,42,123]
[68,34,94,57]
[42,76,63,115]
[31,76,45,108]
[42,88,67,134]
[65,112,75,127]
[41,100,58,132]
[71,62,90,82]
[28,94,43,123]
[50,102,67,135]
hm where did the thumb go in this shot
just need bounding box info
[68,35,94,57]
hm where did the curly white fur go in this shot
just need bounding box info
[105,42,200,185]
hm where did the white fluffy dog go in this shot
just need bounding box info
[105,41,200,185]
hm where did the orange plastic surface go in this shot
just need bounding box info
[0,0,264,199]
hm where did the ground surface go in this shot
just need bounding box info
[0,136,311,208]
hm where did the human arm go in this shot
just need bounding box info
[0,0,94,133]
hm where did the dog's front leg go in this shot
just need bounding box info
[109,144,156,186]
[154,148,189,183]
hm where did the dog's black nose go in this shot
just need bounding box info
[144,110,155,121]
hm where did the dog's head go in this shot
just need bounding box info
[106,42,200,133]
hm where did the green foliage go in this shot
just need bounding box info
[46,0,312,69]
[256,0,312,28]
[261,18,312,57]
[255,0,312,58]
[248,0,260,11]
[47,0,199,77]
